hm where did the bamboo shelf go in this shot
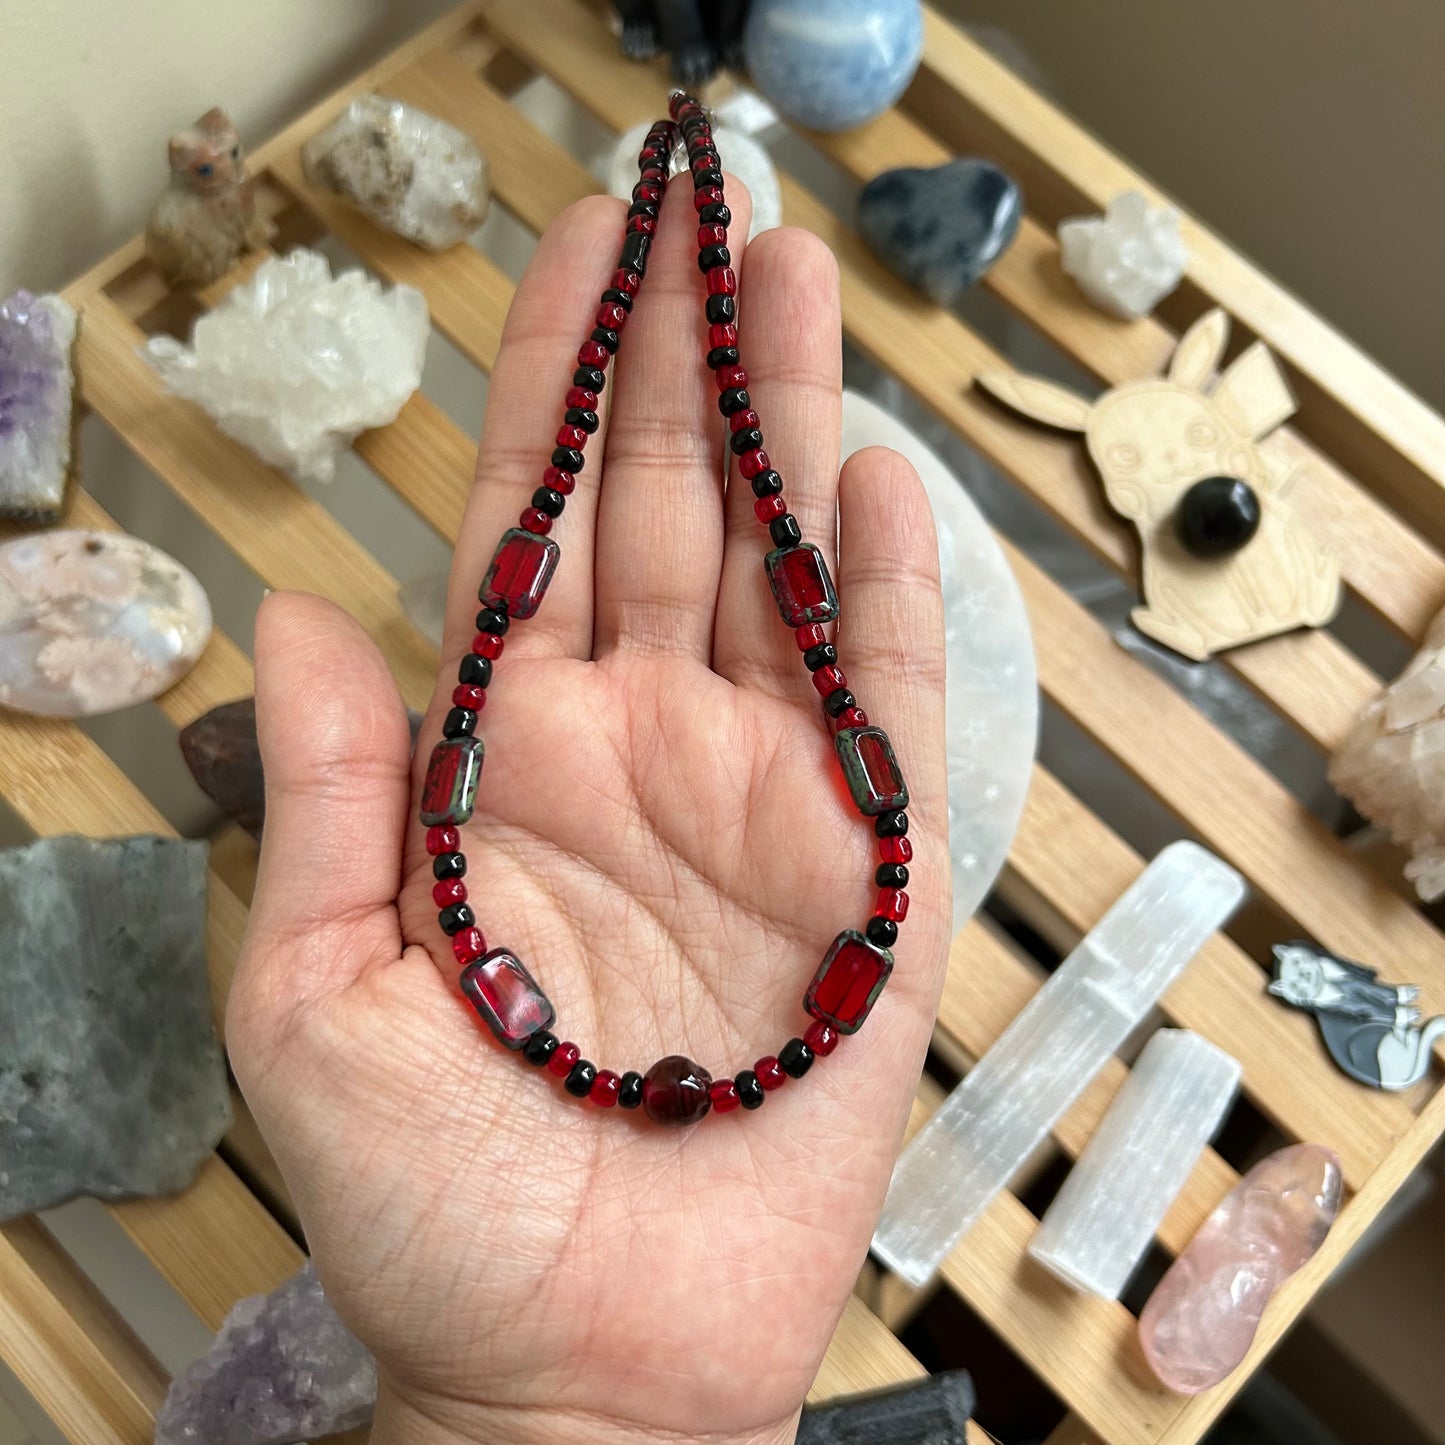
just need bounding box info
[4,4,1444,1443]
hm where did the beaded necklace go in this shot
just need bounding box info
[418,93,911,1127]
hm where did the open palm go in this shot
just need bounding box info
[228,180,949,1445]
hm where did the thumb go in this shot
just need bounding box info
[237,591,414,1011]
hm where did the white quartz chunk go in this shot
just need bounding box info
[142,249,429,484]
[872,841,1244,1287]
[1028,1029,1240,1299]
[1059,191,1187,319]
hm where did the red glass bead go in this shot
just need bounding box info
[612,269,641,295]
[635,182,661,203]
[707,266,738,296]
[754,494,787,523]
[625,214,657,236]
[590,1070,621,1108]
[433,877,467,908]
[804,1020,840,1057]
[565,387,597,410]
[520,507,552,535]
[766,543,840,626]
[694,186,723,212]
[877,888,909,922]
[453,684,487,711]
[738,448,770,479]
[420,736,484,826]
[556,424,588,450]
[578,340,609,368]
[805,930,894,1035]
[472,632,504,660]
[715,362,748,391]
[880,835,913,865]
[729,408,760,433]
[796,623,826,651]
[426,825,460,855]
[698,224,728,249]
[709,322,740,350]
[548,1041,580,1078]
[462,949,556,1050]
[835,725,909,816]
[544,465,575,495]
[452,926,486,965]
[835,706,869,730]
[755,1056,787,1091]
[709,1078,740,1114]
[812,664,847,697]
[596,302,626,330]
[480,527,561,620]
[642,1055,713,1126]
[690,149,717,172]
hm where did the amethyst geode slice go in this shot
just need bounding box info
[0,290,77,523]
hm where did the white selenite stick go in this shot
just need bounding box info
[872,841,1244,1288]
[1028,1028,1241,1298]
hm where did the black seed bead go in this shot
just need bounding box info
[718,385,750,415]
[626,200,660,222]
[618,1071,644,1109]
[769,514,802,548]
[432,851,466,881]
[564,407,599,433]
[591,326,620,353]
[876,863,910,888]
[574,364,607,391]
[708,345,741,370]
[804,643,838,672]
[750,468,783,497]
[458,653,492,688]
[694,167,723,192]
[730,426,764,455]
[620,231,651,274]
[698,243,731,272]
[442,706,477,739]
[475,606,510,636]
[601,287,634,312]
[823,688,856,718]
[736,1070,765,1109]
[551,445,585,473]
[439,903,475,935]
[532,487,566,517]
[699,203,732,228]
[564,1059,597,1098]
[522,1029,558,1066]
[779,1037,814,1078]
[867,916,899,949]
[875,809,909,838]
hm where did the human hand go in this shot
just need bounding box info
[228,174,949,1445]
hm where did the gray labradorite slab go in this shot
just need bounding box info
[0,836,230,1220]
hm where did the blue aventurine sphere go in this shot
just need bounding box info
[744,0,924,133]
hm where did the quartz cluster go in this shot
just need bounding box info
[142,248,429,484]
[0,290,77,522]
[1059,191,1187,319]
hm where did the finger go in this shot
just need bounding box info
[592,173,753,659]
[238,591,414,1005]
[443,195,627,667]
[712,227,842,694]
[832,446,950,1015]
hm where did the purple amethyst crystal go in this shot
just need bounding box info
[0,290,77,523]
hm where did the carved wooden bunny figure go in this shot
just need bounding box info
[979,309,1341,660]
[146,108,270,291]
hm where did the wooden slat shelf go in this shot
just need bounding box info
[3,4,1441,1443]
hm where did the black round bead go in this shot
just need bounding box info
[601,287,633,312]
[626,200,660,222]
[564,1060,597,1098]
[867,916,899,948]
[551,445,585,473]
[574,365,607,391]
[563,407,599,433]
[532,487,566,517]
[736,1070,765,1109]
[750,468,783,497]
[591,326,620,353]
[1174,476,1262,558]
[699,203,732,228]
[475,606,510,635]
[522,1030,558,1067]
[779,1037,814,1078]
[876,863,910,888]
[618,1071,645,1109]
[730,426,764,455]
[438,903,475,935]
[620,231,651,274]
[698,243,731,272]
[442,706,476,739]
[875,810,909,838]
[708,345,742,370]
[718,385,750,416]
[769,514,802,549]
[694,167,724,192]
[804,643,838,672]
[458,653,492,688]
[432,852,466,881]
[823,688,856,718]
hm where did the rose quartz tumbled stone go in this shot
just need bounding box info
[1139,1142,1342,1394]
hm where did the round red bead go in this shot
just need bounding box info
[754,494,787,523]
[709,1078,741,1114]
[835,706,869,730]
[812,664,847,696]
[707,266,738,296]
[642,1055,714,1126]
[729,408,760,433]
[880,835,913,865]
[612,269,641,295]
[715,363,748,391]
[709,322,739,350]
[472,632,504,660]
[543,465,575,495]
[694,186,723,212]
[548,1041,580,1078]
[755,1056,787,1091]
[876,888,909,922]
[596,302,626,329]
[795,623,826,651]
[556,424,587,450]
[451,926,485,964]
[698,224,728,249]
[564,387,597,410]
[433,878,467,908]
[452,684,487,711]
[520,508,552,534]
[590,1070,621,1108]
[578,340,609,368]
[625,214,657,235]
[426,825,460,855]
[635,182,661,203]
[738,448,770,479]
[804,1021,840,1057]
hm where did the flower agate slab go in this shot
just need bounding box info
[1059,191,1188,319]
[1139,1143,1342,1393]
[0,530,211,717]
[0,290,77,522]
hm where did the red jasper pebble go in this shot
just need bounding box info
[548,1041,581,1078]
[709,1078,741,1114]
[520,508,552,535]
[452,684,487,711]
[755,1056,787,1091]
[876,888,909,922]
[590,1070,621,1108]
[754,494,787,523]
[804,1020,840,1057]
[451,926,486,965]
[472,632,504,660]
[433,878,467,909]
[880,836,913,865]
[426,825,460,856]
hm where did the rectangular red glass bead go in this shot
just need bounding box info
[805,930,894,1034]
[460,949,555,1049]
[420,736,484,827]
[480,527,561,620]
[765,542,839,626]
[834,725,908,816]
[880,835,913,865]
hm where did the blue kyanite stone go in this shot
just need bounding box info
[744,0,923,133]
[857,160,1023,306]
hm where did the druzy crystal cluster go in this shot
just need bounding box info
[0,289,77,523]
